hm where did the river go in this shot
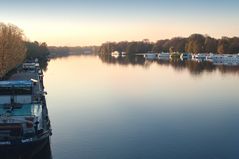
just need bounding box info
[43,55,239,159]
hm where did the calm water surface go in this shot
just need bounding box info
[44,55,239,159]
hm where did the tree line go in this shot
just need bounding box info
[0,23,50,78]
[99,34,239,55]
[25,41,50,62]
[48,46,99,57]
[25,41,50,70]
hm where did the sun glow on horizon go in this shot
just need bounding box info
[2,18,238,46]
[1,0,239,46]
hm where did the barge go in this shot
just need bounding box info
[0,61,52,147]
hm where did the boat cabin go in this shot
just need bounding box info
[22,63,39,72]
[144,53,157,60]
[0,81,33,105]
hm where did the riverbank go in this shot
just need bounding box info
[0,57,25,79]
[0,66,20,80]
[0,57,49,80]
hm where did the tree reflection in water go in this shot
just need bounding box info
[99,55,239,76]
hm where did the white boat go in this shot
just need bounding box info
[223,54,239,61]
[205,53,215,62]
[121,52,127,57]
[111,51,120,58]
[192,53,207,62]
[144,53,157,60]
[213,60,239,66]
[195,53,207,59]
[212,54,239,64]
[158,52,170,60]
[215,54,238,60]
[180,53,192,60]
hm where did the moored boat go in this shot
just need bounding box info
[144,53,157,60]
[205,53,214,62]
[170,52,180,59]
[180,53,192,60]
[0,61,52,147]
[192,53,207,62]
[158,52,170,60]
[111,51,120,58]
[211,54,239,66]
[121,52,127,57]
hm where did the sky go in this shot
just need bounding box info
[1,0,239,46]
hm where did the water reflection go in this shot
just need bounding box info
[1,138,52,159]
[44,55,239,159]
[99,55,239,75]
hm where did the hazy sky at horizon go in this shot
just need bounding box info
[1,0,239,46]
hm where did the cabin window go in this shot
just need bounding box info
[14,88,32,95]
[0,87,32,95]
[0,88,12,95]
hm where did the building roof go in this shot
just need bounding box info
[0,80,32,88]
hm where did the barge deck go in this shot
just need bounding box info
[0,61,52,147]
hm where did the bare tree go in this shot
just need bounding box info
[0,23,26,78]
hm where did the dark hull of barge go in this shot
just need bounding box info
[0,137,52,159]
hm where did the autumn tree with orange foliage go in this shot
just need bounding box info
[0,23,26,78]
